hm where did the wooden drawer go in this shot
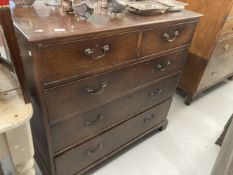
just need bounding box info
[51,73,179,153]
[220,18,233,38]
[46,50,186,123]
[211,36,233,58]
[198,54,233,91]
[41,32,139,84]
[55,99,171,175]
[140,21,196,57]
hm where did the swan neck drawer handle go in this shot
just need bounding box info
[144,114,155,123]
[149,88,163,97]
[85,44,110,59]
[85,114,104,126]
[163,31,180,42]
[86,82,108,95]
[156,60,172,71]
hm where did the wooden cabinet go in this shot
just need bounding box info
[178,0,233,105]
[12,1,200,175]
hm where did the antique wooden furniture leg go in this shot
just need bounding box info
[184,96,193,106]
[158,119,168,132]
[5,122,35,175]
[0,65,34,175]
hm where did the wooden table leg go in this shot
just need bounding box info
[5,122,35,175]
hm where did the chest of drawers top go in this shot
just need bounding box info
[12,1,200,43]
[12,1,200,89]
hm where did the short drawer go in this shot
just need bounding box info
[46,50,186,123]
[51,73,179,153]
[140,21,197,57]
[198,54,233,91]
[211,36,233,58]
[55,99,172,175]
[41,32,139,83]
[220,19,233,38]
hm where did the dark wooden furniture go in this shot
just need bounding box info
[178,0,233,105]
[12,1,201,175]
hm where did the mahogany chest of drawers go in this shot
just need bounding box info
[12,1,200,175]
[179,0,233,105]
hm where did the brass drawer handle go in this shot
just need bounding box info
[163,31,180,42]
[86,82,108,95]
[86,144,103,156]
[156,60,172,71]
[144,114,155,123]
[85,114,104,126]
[149,88,163,97]
[85,44,110,59]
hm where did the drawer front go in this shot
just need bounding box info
[51,73,179,153]
[140,21,196,57]
[220,19,233,38]
[41,32,139,83]
[198,54,233,91]
[211,36,233,58]
[55,99,172,175]
[46,50,186,123]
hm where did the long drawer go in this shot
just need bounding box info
[55,99,172,175]
[51,73,179,153]
[46,50,186,123]
[140,21,196,57]
[41,31,139,84]
[211,36,233,58]
[198,53,233,91]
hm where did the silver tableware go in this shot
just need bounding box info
[128,1,168,16]
[155,0,188,12]
[108,0,128,16]
[73,0,95,20]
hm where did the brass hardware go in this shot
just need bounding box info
[163,30,180,42]
[144,114,155,123]
[224,44,230,51]
[86,82,108,95]
[86,144,103,156]
[156,60,172,71]
[85,44,110,59]
[149,88,163,97]
[85,114,104,126]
